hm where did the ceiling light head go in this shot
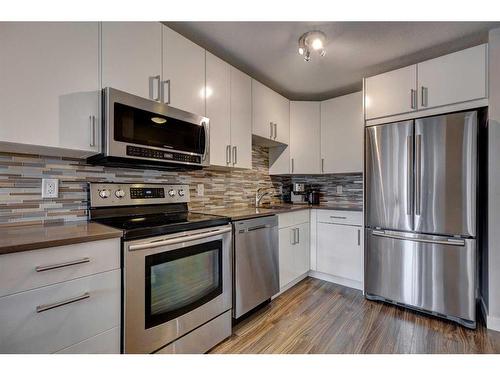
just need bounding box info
[298,30,327,62]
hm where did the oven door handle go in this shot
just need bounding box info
[128,226,232,251]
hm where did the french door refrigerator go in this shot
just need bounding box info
[364,110,478,328]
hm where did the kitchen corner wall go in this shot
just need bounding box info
[0,145,362,227]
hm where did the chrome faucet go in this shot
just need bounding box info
[255,187,273,207]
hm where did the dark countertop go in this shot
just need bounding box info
[193,203,362,221]
[0,221,123,255]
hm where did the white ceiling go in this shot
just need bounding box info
[166,21,500,100]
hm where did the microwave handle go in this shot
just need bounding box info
[202,121,209,161]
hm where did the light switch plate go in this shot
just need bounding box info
[336,185,343,194]
[42,178,59,198]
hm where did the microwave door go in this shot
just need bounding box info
[414,111,477,237]
[365,120,414,232]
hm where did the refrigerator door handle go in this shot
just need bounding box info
[371,230,465,246]
[406,135,413,215]
[415,134,422,215]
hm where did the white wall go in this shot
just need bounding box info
[487,28,500,331]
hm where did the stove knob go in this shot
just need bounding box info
[168,189,176,197]
[99,189,111,199]
[115,189,126,198]
[178,189,185,197]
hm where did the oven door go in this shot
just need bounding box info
[104,87,209,167]
[123,225,232,354]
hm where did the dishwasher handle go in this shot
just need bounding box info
[247,224,272,232]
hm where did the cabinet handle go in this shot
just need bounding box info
[36,292,90,313]
[89,115,96,147]
[270,122,274,139]
[35,257,90,272]
[291,158,294,173]
[296,227,300,244]
[149,75,161,101]
[421,86,428,107]
[410,89,417,109]
[321,158,325,173]
[330,215,347,219]
[290,228,295,245]
[357,229,361,246]
[274,123,277,140]
[232,146,237,165]
[162,79,171,104]
[226,145,231,165]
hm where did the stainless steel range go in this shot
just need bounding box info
[89,183,232,354]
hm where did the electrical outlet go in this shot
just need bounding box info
[336,185,343,194]
[42,178,59,198]
[196,183,204,197]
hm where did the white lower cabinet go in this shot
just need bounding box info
[278,211,310,290]
[0,239,121,354]
[316,222,363,287]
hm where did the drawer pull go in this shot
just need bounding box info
[35,257,90,272]
[36,292,90,313]
[330,216,347,220]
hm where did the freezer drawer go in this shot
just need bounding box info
[364,229,476,327]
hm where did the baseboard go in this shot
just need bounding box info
[308,270,363,291]
[272,272,309,299]
[486,314,500,332]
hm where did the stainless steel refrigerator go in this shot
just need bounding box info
[364,110,478,328]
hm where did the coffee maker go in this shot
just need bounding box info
[290,183,309,204]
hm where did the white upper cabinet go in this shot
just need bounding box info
[364,65,417,120]
[417,44,487,110]
[320,92,363,173]
[290,101,321,174]
[206,52,231,168]
[101,22,162,101]
[0,22,100,155]
[252,79,290,144]
[230,67,252,169]
[162,26,206,116]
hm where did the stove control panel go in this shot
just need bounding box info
[89,183,190,208]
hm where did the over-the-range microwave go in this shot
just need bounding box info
[87,87,210,170]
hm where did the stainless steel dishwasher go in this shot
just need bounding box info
[233,215,279,319]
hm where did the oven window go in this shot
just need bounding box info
[144,240,222,329]
[114,102,205,154]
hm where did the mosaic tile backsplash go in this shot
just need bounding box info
[0,145,362,227]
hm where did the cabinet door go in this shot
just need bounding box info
[252,79,275,140]
[417,44,487,110]
[290,101,321,174]
[101,22,162,101]
[320,92,363,173]
[279,228,296,288]
[230,67,252,169]
[364,65,417,120]
[274,93,290,144]
[294,223,310,277]
[0,22,99,153]
[317,223,363,282]
[163,26,205,115]
[206,52,231,168]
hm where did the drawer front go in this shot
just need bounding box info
[0,238,120,297]
[56,326,120,354]
[316,210,362,226]
[278,209,309,228]
[0,269,120,354]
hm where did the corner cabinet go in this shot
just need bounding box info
[163,26,206,116]
[252,79,290,144]
[290,101,321,174]
[320,92,363,173]
[0,22,100,156]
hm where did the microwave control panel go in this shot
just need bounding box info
[126,146,201,164]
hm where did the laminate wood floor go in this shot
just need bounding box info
[210,277,500,354]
